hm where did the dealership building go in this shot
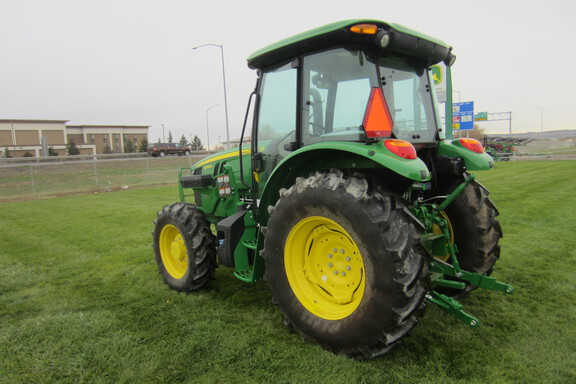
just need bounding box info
[0,119,149,157]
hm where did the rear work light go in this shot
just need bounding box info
[457,138,484,154]
[384,139,417,160]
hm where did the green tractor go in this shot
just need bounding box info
[152,20,513,359]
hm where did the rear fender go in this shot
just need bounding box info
[438,140,494,170]
[257,141,431,224]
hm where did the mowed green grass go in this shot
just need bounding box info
[0,161,574,383]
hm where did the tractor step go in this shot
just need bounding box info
[234,269,254,283]
[242,239,258,250]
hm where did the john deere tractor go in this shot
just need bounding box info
[152,20,513,359]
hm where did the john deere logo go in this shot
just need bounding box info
[431,65,443,85]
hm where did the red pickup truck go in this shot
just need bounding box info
[147,143,192,157]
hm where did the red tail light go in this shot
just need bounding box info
[363,87,393,138]
[458,138,484,153]
[384,139,417,160]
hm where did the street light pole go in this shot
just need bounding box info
[530,106,544,133]
[161,124,165,143]
[192,43,230,148]
[453,90,461,102]
[205,104,219,151]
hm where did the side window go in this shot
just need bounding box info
[255,63,297,185]
[257,63,297,147]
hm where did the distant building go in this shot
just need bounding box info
[67,124,149,154]
[0,119,149,157]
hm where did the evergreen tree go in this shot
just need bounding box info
[66,139,80,155]
[156,138,161,144]
[123,138,135,153]
[139,137,148,152]
[179,135,189,147]
[48,147,58,156]
[103,145,113,154]
[190,135,205,151]
[3,148,12,158]
[167,131,173,143]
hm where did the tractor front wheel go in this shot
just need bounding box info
[263,171,427,359]
[152,202,217,292]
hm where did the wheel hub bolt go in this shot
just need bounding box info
[333,270,338,275]
[345,256,351,261]
[346,266,351,271]
[340,249,345,254]
[341,272,346,276]
[328,254,333,258]
[328,263,333,268]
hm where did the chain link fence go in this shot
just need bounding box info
[0,153,208,201]
[2,149,574,201]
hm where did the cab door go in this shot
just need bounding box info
[252,62,298,191]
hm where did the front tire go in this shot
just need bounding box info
[152,202,217,292]
[263,171,428,359]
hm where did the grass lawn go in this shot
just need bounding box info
[0,161,574,383]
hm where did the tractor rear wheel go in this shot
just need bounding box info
[263,171,428,359]
[152,202,217,292]
[441,175,502,293]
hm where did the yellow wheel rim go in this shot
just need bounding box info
[285,216,365,320]
[432,210,455,262]
[159,224,187,279]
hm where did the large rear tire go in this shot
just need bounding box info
[152,202,217,292]
[263,171,428,359]
[441,175,502,293]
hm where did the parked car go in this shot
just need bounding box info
[147,143,191,157]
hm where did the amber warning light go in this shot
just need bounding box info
[350,24,378,35]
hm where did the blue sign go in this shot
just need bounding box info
[453,101,474,130]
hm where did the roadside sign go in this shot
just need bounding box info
[453,101,474,130]
[475,112,488,121]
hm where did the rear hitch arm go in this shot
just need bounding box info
[409,173,514,327]
[437,173,475,212]
[426,291,480,327]
[430,259,515,294]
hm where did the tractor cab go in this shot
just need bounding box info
[247,20,457,188]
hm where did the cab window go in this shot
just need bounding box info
[301,49,379,145]
[379,58,438,143]
[255,62,297,184]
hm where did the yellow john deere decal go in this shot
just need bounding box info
[195,148,251,168]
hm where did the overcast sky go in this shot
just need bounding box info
[1,0,574,145]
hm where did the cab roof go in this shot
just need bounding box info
[247,19,452,70]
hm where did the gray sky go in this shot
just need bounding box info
[1,0,574,146]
